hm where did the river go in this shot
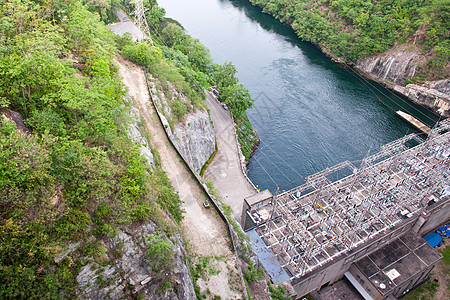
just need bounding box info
[157,0,439,193]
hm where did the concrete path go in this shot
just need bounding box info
[107,10,147,41]
[203,92,257,220]
[116,56,244,299]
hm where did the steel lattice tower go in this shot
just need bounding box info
[132,0,153,44]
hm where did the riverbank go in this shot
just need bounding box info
[203,91,258,220]
[247,0,450,118]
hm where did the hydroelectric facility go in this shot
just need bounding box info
[242,119,450,299]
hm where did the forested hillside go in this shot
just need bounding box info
[0,1,185,297]
[120,0,259,160]
[250,0,449,80]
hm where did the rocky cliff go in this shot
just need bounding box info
[394,79,450,118]
[126,95,156,169]
[356,47,423,85]
[356,47,450,117]
[149,79,216,173]
[76,223,196,299]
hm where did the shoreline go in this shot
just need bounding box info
[247,0,449,119]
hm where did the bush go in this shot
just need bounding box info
[122,43,162,67]
[146,234,174,271]
[244,262,265,283]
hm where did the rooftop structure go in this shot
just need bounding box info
[242,118,450,297]
[347,231,442,299]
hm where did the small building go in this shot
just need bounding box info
[241,189,273,231]
[346,231,442,299]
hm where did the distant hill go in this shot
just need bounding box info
[250,0,449,82]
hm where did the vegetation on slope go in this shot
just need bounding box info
[250,0,450,80]
[0,0,183,297]
[120,0,258,161]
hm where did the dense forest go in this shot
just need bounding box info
[0,0,187,297]
[250,0,449,80]
[0,0,260,297]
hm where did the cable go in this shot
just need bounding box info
[254,146,300,189]
[249,152,279,189]
[258,141,306,180]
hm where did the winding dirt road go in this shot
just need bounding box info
[116,56,244,299]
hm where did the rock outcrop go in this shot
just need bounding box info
[76,223,196,299]
[149,80,216,173]
[172,111,216,173]
[356,47,449,116]
[394,79,450,117]
[356,47,423,85]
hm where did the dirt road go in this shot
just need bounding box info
[203,92,257,220]
[116,56,244,299]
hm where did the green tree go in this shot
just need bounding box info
[220,84,254,118]
[213,61,239,89]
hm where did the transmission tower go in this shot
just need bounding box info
[132,0,153,45]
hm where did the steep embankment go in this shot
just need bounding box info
[149,77,216,173]
[249,0,450,116]
[0,1,196,298]
[117,55,246,300]
[356,48,450,117]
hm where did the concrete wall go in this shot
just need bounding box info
[419,198,450,235]
[291,216,418,297]
[349,264,379,299]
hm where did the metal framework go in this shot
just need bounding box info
[132,0,153,44]
[249,120,450,279]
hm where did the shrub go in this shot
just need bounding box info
[146,234,174,271]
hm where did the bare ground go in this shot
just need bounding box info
[116,56,245,299]
[433,240,449,300]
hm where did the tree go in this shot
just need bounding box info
[220,84,254,118]
[213,61,239,89]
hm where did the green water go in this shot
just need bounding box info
[157,0,439,192]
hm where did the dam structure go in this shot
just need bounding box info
[242,118,450,299]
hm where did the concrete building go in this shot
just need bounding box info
[242,119,450,299]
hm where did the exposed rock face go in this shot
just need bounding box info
[149,79,216,173]
[394,79,450,117]
[356,48,422,85]
[172,111,216,173]
[0,108,32,134]
[158,110,216,173]
[356,48,450,116]
[76,223,196,300]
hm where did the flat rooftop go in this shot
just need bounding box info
[247,119,450,280]
[353,231,442,296]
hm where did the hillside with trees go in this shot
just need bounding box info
[121,0,259,160]
[0,0,261,297]
[250,0,449,81]
[0,0,189,298]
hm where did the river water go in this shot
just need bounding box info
[157,0,439,193]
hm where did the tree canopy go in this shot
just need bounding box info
[251,0,450,80]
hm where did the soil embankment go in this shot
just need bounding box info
[117,55,245,299]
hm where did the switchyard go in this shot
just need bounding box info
[242,118,450,298]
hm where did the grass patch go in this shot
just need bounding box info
[200,139,218,176]
[402,278,439,300]
[440,245,450,265]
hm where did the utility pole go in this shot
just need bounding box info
[132,0,154,45]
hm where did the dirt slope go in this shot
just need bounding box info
[116,55,245,299]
